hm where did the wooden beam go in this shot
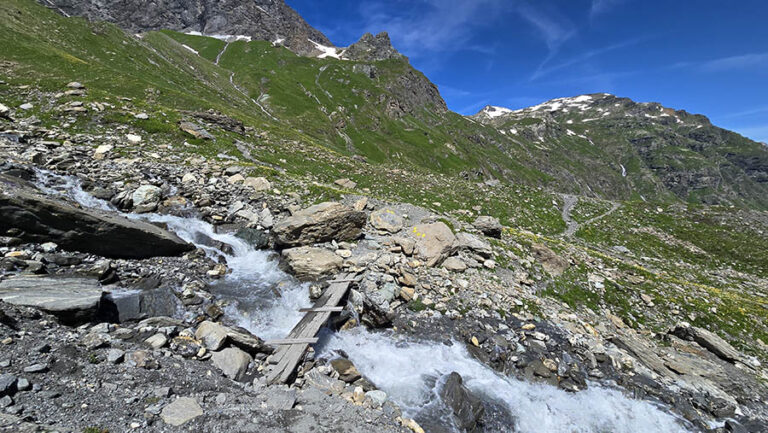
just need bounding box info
[298,306,344,313]
[266,272,354,385]
[265,338,319,345]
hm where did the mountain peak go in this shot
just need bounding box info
[341,31,405,62]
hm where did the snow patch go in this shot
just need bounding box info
[181,44,199,55]
[185,31,252,42]
[482,106,513,118]
[309,39,345,60]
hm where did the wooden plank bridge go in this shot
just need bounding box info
[265,272,356,385]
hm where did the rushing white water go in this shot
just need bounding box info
[33,170,692,433]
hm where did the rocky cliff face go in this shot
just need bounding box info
[39,0,331,55]
[342,32,404,62]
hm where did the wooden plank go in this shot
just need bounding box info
[298,306,344,313]
[266,272,354,385]
[265,338,319,345]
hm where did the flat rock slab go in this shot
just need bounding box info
[0,173,194,259]
[0,276,102,324]
[160,397,203,426]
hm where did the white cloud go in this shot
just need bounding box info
[356,0,512,58]
[530,36,649,80]
[516,3,577,79]
[701,52,768,72]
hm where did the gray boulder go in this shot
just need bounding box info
[671,323,744,364]
[131,185,161,207]
[0,174,193,259]
[409,222,457,266]
[160,397,203,426]
[455,232,493,258]
[211,347,252,381]
[281,247,342,281]
[0,276,103,325]
[473,216,503,238]
[369,207,404,233]
[272,202,365,247]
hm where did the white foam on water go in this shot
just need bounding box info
[34,170,691,433]
[319,328,691,433]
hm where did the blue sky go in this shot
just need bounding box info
[289,0,768,143]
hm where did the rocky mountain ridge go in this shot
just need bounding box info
[38,0,333,55]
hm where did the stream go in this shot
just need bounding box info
[34,170,693,433]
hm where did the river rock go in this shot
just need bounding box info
[0,276,103,325]
[330,358,362,383]
[370,208,404,233]
[410,222,457,266]
[195,321,229,351]
[160,397,203,426]
[282,247,342,280]
[132,185,161,207]
[439,372,484,431]
[211,347,252,381]
[272,202,365,247]
[473,216,502,238]
[0,174,193,259]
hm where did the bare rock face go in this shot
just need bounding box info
[671,323,745,364]
[272,202,365,247]
[0,173,194,259]
[281,247,342,281]
[342,32,403,62]
[438,372,485,431]
[39,0,332,55]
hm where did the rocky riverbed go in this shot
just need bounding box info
[0,103,766,433]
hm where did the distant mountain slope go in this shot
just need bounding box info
[38,0,331,55]
[472,94,768,208]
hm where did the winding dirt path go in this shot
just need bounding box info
[561,194,621,237]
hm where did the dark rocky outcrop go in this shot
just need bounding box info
[0,174,193,259]
[39,0,332,56]
[342,32,404,62]
[439,372,485,431]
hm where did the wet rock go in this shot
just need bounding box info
[330,358,362,383]
[211,347,252,381]
[0,174,193,259]
[282,246,342,281]
[273,202,365,247]
[0,276,103,325]
[410,222,457,266]
[160,397,203,426]
[365,390,387,408]
[234,228,269,249]
[473,216,502,238]
[439,372,485,431]
[370,208,404,233]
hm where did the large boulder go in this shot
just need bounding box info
[369,207,404,233]
[272,202,365,247]
[160,397,203,426]
[473,216,503,238]
[281,247,342,281]
[409,222,457,266]
[0,276,103,325]
[131,185,161,207]
[0,174,194,259]
[211,347,252,381]
[439,372,485,431]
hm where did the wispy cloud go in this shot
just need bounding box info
[589,0,628,20]
[356,0,512,58]
[516,3,577,78]
[700,52,768,72]
[530,35,650,80]
[722,105,768,119]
